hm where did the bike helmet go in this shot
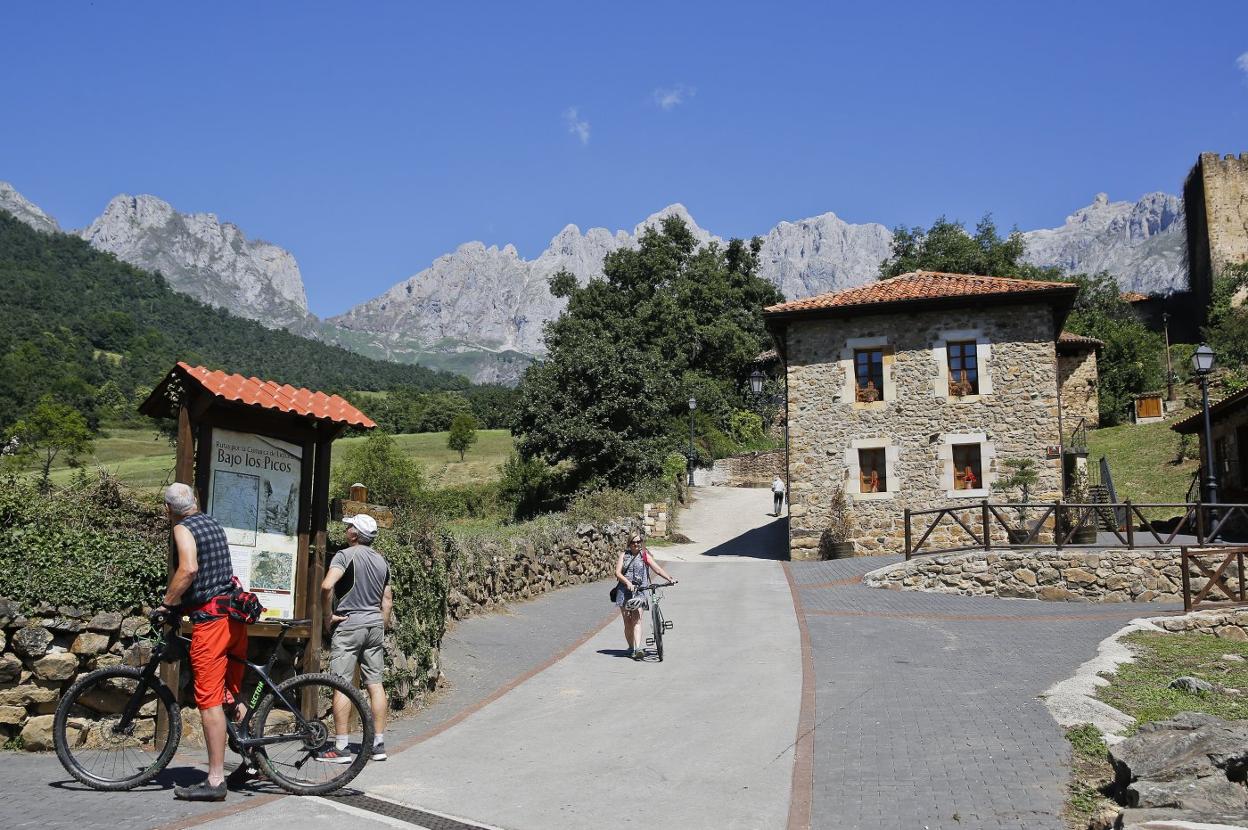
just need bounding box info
[624,596,647,610]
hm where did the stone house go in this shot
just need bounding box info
[1056,331,1101,428]
[764,271,1091,558]
[1172,386,1248,501]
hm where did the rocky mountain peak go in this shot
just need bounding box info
[0,181,61,234]
[80,193,311,329]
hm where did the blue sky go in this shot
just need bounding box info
[3,1,1246,316]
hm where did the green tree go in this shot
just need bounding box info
[1204,262,1248,373]
[1062,272,1165,425]
[447,413,479,461]
[9,396,93,490]
[512,217,783,490]
[331,431,424,507]
[880,215,1061,281]
[496,452,558,520]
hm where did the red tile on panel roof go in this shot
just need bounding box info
[1120,291,1150,303]
[1058,330,1104,349]
[176,362,376,428]
[763,271,1075,315]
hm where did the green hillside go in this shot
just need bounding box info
[0,210,471,433]
[40,427,514,492]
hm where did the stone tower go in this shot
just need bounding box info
[1184,152,1248,312]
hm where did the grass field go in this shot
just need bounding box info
[33,427,515,492]
[1086,414,1199,506]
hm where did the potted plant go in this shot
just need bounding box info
[991,457,1038,544]
[818,485,856,559]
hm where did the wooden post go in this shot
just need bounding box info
[981,500,991,551]
[1197,502,1206,545]
[904,508,912,560]
[1124,500,1134,549]
[1182,547,1192,613]
[301,431,334,715]
[1054,500,1064,550]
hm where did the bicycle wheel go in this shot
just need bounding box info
[651,603,665,662]
[252,672,373,796]
[54,666,180,790]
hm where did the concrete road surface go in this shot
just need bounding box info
[198,487,798,830]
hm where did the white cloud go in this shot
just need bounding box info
[1238,51,1248,78]
[653,84,696,110]
[563,107,590,145]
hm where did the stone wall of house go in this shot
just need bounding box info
[1185,152,1248,306]
[1058,347,1100,427]
[0,519,635,751]
[784,303,1065,559]
[705,450,785,487]
[863,549,1190,602]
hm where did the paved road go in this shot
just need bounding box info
[203,487,801,830]
[8,486,1185,830]
[790,557,1179,830]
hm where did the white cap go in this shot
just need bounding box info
[343,514,378,538]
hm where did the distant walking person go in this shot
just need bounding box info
[771,476,786,516]
[614,533,676,660]
[319,514,392,763]
[153,483,247,802]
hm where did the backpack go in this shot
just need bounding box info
[204,576,265,624]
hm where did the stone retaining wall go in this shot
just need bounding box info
[864,549,1190,602]
[641,503,669,539]
[1153,608,1248,640]
[0,519,634,751]
[704,450,784,487]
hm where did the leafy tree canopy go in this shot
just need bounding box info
[447,413,479,461]
[7,396,93,490]
[880,215,1061,281]
[513,216,783,490]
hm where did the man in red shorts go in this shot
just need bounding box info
[153,482,247,802]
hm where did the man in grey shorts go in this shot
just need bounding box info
[318,513,393,762]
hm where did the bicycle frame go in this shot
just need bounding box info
[119,620,317,753]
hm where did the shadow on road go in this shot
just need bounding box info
[596,648,632,659]
[699,516,788,560]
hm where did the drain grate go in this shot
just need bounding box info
[327,792,495,830]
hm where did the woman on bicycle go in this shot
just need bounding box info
[614,533,675,660]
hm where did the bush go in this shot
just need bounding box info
[728,410,766,447]
[564,488,643,526]
[497,453,560,520]
[368,510,450,706]
[0,472,167,612]
[332,431,424,507]
[415,482,503,522]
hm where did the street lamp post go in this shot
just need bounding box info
[687,396,697,487]
[1192,344,1219,514]
[749,369,765,397]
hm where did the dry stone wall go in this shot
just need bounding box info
[864,549,1187,602]
[705,450,785,487]
[785,303,1064,559]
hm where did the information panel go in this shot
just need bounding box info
[207,428,302,620]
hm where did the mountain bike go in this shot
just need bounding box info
[632,581,676,661]
[53,612,373,796]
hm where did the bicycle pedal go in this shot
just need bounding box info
[664,621,674,631]
[645,637,655,645]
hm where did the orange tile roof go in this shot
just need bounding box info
[764,271,1076,316]
[172,362,375,428]
[1120,291,1150,303]
[1057,330,1104,349]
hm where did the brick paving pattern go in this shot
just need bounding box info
[0,578,614,830]
[792,556,1179,830]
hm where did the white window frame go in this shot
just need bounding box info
[845,437,900,501]
[839,336,895,410]
[938,433,995,498]
[932,329,993,401]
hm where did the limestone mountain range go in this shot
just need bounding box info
[0,181,1189,383]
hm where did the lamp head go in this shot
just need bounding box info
[749,370,765,396]
[1192,343,1216,376]
[688,396,697,411]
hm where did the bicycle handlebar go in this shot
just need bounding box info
[630,581,677,592]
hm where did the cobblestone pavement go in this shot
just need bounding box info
[790,556,1181,830]
[0,578,615,830]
